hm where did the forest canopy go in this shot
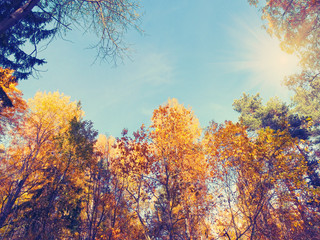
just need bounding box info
[0,1,320,239]
[0,81,319,238]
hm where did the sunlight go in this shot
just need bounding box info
[246,34,299,81]
[227,17,300,94]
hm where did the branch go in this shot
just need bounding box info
[282,0,294,19]
[0,0,41,34]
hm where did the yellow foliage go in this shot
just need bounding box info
[27,91,83,134]
[204,121,316,239]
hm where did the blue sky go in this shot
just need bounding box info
[19,0,299,137]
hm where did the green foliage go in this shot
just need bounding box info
[0,1,56,80]
[285,72,320,124]
[233,93,264,131]
[65,117,98,168]
[233,93,309,140]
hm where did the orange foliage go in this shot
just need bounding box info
[205,121,320,239]
[0,68,27,135]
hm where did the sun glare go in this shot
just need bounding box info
[249,36,299,79]
[227,17,300,94]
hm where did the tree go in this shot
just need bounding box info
[3,91,320,238]
[248,0,320,124]
[0,68,27,135]
[114,99,214,239]
[233,93,320,216]
[0,0,142,80]
[83,134,115,240]
[0,68,15,108]
[0,91,85,238]
[82,134,146,240]
[248,1,319,47]
[115,126,155,240]
[147,98,212,239]
[205,121,320,239]
[233,93,309,140]
[0,90,148,239]
[9,120,96,239]
[247,0,320,66]
[247,2,320,215]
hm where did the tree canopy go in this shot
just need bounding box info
[0,0,142,80]
[248,0,320,124]
[0,90,319,239]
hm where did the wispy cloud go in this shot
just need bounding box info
[131,52,174,86]
[140,107,153,117]
[98,50,175,108]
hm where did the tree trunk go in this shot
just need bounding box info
[0,176,28,228]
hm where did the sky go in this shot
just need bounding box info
[19,0,300,137]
